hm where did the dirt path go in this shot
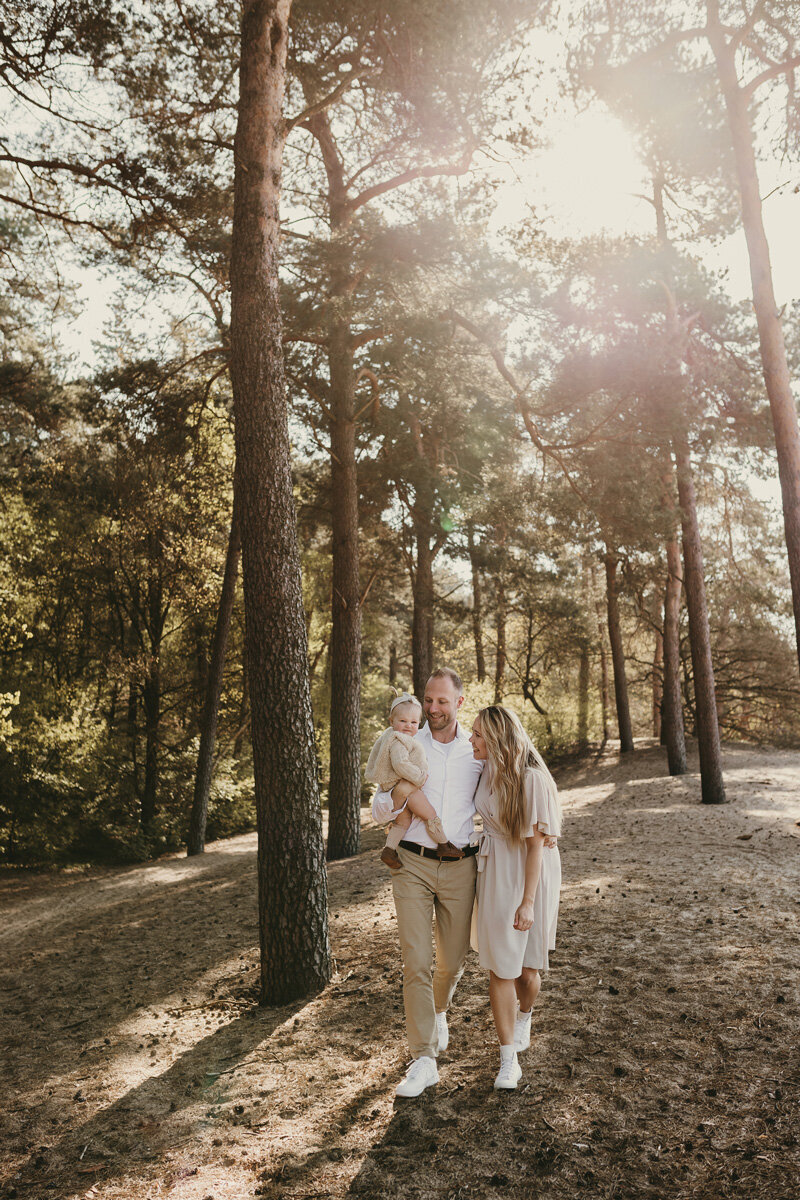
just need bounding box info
[2,742,799,1200]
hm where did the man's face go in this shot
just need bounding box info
[423,675,463,731]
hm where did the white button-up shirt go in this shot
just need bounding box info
[371,721,484,848]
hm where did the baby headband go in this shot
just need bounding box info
[391,691,422,713]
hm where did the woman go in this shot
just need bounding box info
[469,705,562,1090]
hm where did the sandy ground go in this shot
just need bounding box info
[2,740,799,1200]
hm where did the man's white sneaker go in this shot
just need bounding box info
[395,1056,439,1098]
[435,1011,449,1054]
[494,1051,522,1090]
[514,1009,532,1052]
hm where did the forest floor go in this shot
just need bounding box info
[2,741,799,1200]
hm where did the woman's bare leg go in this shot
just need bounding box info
[489,971,518,1046]
[514,967,541,1013]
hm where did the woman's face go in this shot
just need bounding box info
[470,717,488,760]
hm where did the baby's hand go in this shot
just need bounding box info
[544,836,558,849]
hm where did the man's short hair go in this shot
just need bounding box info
[427,666,463,695]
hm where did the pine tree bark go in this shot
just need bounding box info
[411,494,435,699]
[233,650,248,759]
[494,576,507,704]
[326,320,362,861]
[652,617,664,740]
[603,550,634,753]
[141,654,159,829]
[141,564,164,830]
[304,110,363,862]
[187,497,242,856]
[707,11,800,677]
[673,439,726,803]
[662,534,688,774]
[598,630,610,745]
[467,523,486,682]
[591,562,611,745]
[577,642,590,751]
[230,0,331,1003]
[389,642,398,688]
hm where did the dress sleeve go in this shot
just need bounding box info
[388,737,427,786]
[524,768,562,839]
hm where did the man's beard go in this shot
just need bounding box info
[426,711,452,728]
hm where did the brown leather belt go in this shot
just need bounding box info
[399,840,479,861]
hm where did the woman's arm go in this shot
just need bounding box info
[513,830,546,931]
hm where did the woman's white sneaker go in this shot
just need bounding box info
[494,1049,522,1090]
[395,1056,439,1098]
[513,1009,532,1052]
[435,1011,449,1054]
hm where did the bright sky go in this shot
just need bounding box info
[491,103,800,308]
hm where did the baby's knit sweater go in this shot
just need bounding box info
[364,728,428,792]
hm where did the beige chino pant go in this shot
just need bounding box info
[392,846,478,1059]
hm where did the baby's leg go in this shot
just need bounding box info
[384,806,413,850]
[404,788,437,823]
[380,796,413,870]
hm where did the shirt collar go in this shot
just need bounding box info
[421,719,470,747]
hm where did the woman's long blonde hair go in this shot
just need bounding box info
[477,705,560,841]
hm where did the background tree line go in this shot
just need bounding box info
[2,0,800,875]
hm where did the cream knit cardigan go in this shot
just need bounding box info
[364,728,428,792]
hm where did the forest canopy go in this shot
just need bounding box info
[2,0,800,866]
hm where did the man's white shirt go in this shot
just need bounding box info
[371,721,484,848]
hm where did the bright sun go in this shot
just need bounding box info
[491,107,653,239]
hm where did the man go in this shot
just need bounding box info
[372,667,483,1098]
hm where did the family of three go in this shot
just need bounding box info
[368,666,562,1096]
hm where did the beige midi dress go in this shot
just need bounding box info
[472,763,562,977]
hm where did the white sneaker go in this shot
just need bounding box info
[435,1011,449,1054]
[494,1051,522,1090]
[514,1008,532,1052]
[395,1055,439,1098]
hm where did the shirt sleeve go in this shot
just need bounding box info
[371,787,407,825]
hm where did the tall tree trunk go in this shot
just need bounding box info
[188,498,242,856]
[494,576,506,704]
[326,320,362,861]
[598,631,610,744]
[674,439,726,804]
[577,642,590,751]
[233,649,248,759]
[603,550,634,752]
[708,14,800,677]
[127,675,140,793]
[141,565,163,831]
[230,0,331,1003]
[411,521,435,699]
[467,523,486,682]
[652,605,664,740]
[662,534,688,774]
[389,642,398,688]
[590,562,610,744]
[141,654,159,830]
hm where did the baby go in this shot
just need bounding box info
[365,692,464,869]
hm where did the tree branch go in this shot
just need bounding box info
[744,51,800,96]
[349,143,476,213]
[285,66,380,133]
